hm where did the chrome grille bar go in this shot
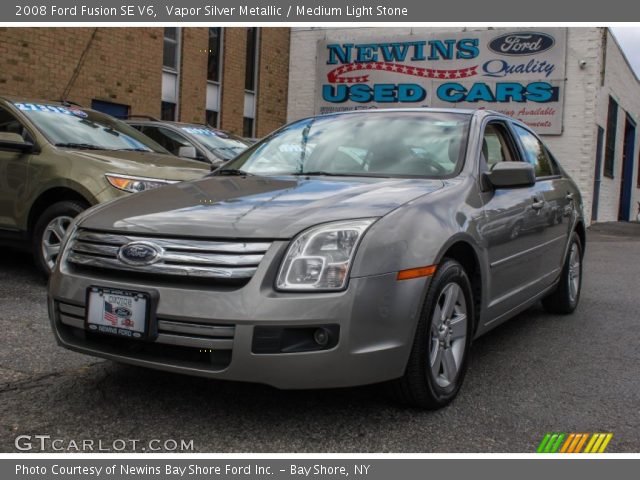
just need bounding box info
[67,229,271,279]
[75,230,271,253]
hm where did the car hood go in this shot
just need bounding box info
[66,149,208,181]
[79,175,444,238]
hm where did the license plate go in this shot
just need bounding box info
[86,287,149,339]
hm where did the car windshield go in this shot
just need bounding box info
[221,112,471,178]
[181,126,251,160]
[14,102,168,153]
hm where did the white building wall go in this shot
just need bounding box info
[288,27,639,223]
[595,30,640,222]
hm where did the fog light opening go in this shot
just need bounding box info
[313,328,330,347]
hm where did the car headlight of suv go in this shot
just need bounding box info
[276,219,376,291]
[105,174,177,193]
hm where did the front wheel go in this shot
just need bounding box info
[390,259,474,409]
[542,232,583,314]
[32,200,88,276]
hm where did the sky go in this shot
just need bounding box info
[610,27,640,78]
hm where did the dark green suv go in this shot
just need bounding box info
[0,96,208,275]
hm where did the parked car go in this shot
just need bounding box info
[0,96,209,275]
[126,117,251,167]
[48,109,585,408]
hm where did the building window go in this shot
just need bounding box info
[245,27,258,91]
[604,96,618,179]
[163,27,179,71]
[206,110,218,128]
[243,117,254,138]
[207,27,222,83]
[162,27,180,121]
[243,28,259,137]
[161,102,176,121]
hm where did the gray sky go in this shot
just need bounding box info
[610,27,640,78]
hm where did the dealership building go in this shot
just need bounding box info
[288,27,640,223]
[0,27,290,137]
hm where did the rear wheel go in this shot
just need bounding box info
[32,200,88,276]
[390,259,473,409]
[542,232,583,314]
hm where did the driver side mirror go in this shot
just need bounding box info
[177,145,198,159]
[482,161,535,189]
[0,132,34,153]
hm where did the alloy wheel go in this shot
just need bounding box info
[41,215,73,271]
[567,243,581,303]
[429,282,468,388]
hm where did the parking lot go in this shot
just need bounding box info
[1,222,639,453]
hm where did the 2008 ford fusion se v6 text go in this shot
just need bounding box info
[48,109,585,408]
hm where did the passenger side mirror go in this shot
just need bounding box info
[483,162,535,189]
[177,145,198,159]
[0,132,34,153]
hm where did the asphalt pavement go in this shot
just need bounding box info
[1,223,639,452]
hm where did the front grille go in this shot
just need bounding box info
[55,300,234,370]
[67,230,271,280]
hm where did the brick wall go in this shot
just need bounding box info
[0,27,163,117]
[178,27,208,123]
[256,28,290,137]
[0,27,290,136]
[219,28,248,134]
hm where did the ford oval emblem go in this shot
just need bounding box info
[488,31,555,56]
[118,241,162,266]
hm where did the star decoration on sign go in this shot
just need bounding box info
[327,62,478,84]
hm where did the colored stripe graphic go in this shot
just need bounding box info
[537,433,613,453]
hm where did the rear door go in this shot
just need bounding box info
[511,123,571,284]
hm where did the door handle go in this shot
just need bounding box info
[531,199,545,210]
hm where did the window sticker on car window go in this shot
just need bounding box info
[68,107,88,118]
[13,103,74,115]
[182,127,218,137]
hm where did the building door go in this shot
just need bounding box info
[618,116,636,221]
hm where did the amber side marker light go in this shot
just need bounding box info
[397,265,437,281]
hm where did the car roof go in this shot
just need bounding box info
[125,118,238,135]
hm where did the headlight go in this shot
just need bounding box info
[105,173,176,193]
[276,219,376,291]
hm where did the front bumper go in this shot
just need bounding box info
[48,243,429,389]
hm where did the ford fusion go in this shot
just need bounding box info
[48,109,585,408]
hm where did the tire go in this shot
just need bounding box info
[542,232,583,314]
[390,259,474,409]
[32,200,88,276]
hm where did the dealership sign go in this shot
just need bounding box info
[315,28,566,134]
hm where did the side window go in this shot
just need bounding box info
[512,124,557,178]
[0,107,34,143]
[140,126,190,156]
[481,123,516,170]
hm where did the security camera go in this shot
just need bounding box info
[579,60,587,69]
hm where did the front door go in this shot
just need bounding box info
[0,106,34,231]
[478,121,547,321]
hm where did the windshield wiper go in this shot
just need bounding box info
[210,168,255,177]
[55,142,110,151]
[293,171,393,178]
[115,148,151,152]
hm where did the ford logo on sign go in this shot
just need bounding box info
[118,241,161,266]
[488,32,555,56]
